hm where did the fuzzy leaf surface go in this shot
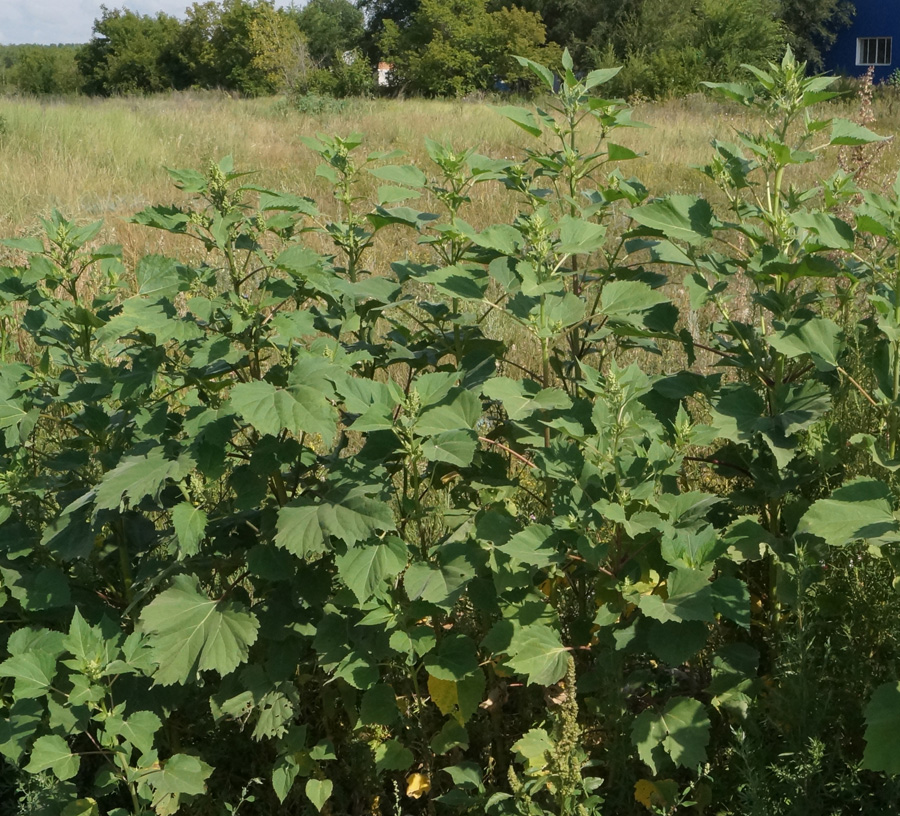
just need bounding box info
[139,575,259,685]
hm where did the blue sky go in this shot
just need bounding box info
[0,1,293,46]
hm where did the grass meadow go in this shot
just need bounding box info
[2,88,899,270]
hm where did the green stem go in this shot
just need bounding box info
[116,520,134,604]
[128,778,143,816]
[452,296,462,365]
[891,262,900,458]
[541,334,551,449]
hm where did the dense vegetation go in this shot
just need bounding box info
[0,0,854,99]
[1,49,900,816]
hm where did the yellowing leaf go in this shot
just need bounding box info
[428,674,459,719]
[406,772,431,799]
[427,671,485,724]
[634,779,656,808]
[61,799,98,816]
[634,778,678,810]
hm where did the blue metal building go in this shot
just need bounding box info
[827,3,900,81]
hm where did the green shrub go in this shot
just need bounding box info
[0,49,899,816]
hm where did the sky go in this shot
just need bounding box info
[0,0,293,46]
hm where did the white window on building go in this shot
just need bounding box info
[857,37,892,66]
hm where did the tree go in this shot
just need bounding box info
[356,0,420,34]
[173,1,222,89]
[380,0,558,96]
[249,2,311,92]
[355,0,421,61]
[3,45,79,95]
[206,0,280,95]
[76,6,183,95]
[177,0,296,95]
[576,0,785,99]
[778,0,854,70]
[295,0,365,65]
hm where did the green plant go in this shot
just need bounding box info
[2,48,900,816]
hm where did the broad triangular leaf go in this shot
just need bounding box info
[306,778,333,812]
[171,502,208,557]
[631,697,710,773]
[799,478,900,547]
[139,575,259,685]
[505,624,569,685]
[230,380,336,441]
[146,753,213,815]
[335,536,407,603]
[862,682,900,774]
[94,449,194,512]
[277,485,396,558]
[630,196,715,245]
[25,734,79,780]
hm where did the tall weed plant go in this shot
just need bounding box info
[0,49,899,816]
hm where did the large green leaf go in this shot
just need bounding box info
[660,525,721,569]
[601,280,670,318]
[0,652,58,700]
[789,212,854,251]
[494,105,542,137]
[769,314,841,369]
[135,254,186,299]
[422,429,478,467]
[25,735,79,781]
[171,502,208,557]
[139,575,259,685]
[1,566,71,611]
[360,684,399,726]
[708,384,766,445]
[403,561,471,609]
[63,608,107,667]
[306,778,333,812]
[97,296,202,346]
[472,223,525,255]
[798,478,900,547]
[557,216,606,255]
[277,485,396,558]
[482,377,571,421]
[829,118,886,146]
[0,699,43,762]
[230,380,336,441]
[512,728,553,772]
[861,682,900,773]
[497,524,561,570]
[94,449,194,512]
[631,697,711,773]
[415,390,481,436]
[630,196,715,245]
[104,711,162,756]
[505,624,569,686]
[513,56,554,89]
[423,634,479,681]
[369,164,427,188]
[335,536,408,603]
[145,754,213,816]
[637,568,715,624]
[647,620,709,666]
[373,739,414,773]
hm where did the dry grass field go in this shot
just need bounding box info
[2,88,899,272]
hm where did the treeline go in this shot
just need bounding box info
[0,45,79,95]
[0,0,854,99]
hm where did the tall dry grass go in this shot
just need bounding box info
[2,87,900,268]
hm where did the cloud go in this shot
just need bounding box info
[0,0,99,45]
